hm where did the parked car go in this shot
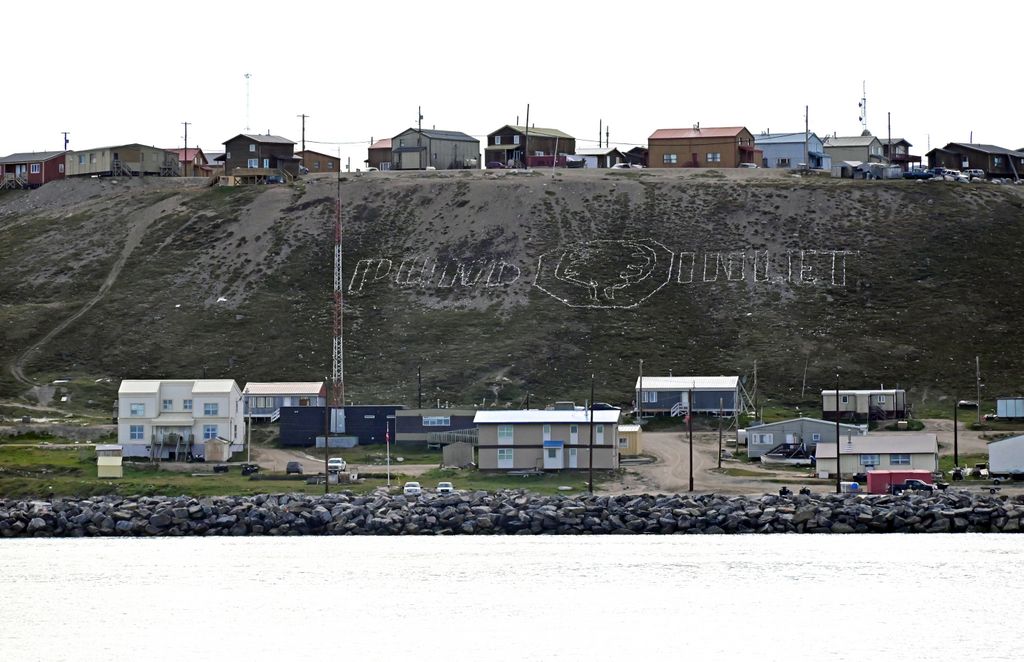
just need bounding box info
[486,161,505,169]
[738,162,759,168]
[327,457,347,473]
[903,167,932,180]
[403,481,422,496]
[436,481,455,495]
[964,168,986,180]
[610,162,643,169]
[889,478,935,495]
[240,463,261,476]
[286,461,303,475]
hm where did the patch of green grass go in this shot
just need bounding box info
[333,444,442,466]
[938,452,987,475]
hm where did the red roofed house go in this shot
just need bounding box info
[648,125,761,169]
[366,138,392,170]
[0,151,66,189]
[165,147,212,177]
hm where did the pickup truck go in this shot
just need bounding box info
[890,478,935,495]
[902,168,932,180]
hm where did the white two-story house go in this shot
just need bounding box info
[117,379,244,460]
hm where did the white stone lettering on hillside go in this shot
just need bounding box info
[347,246,856,303]
[348,257,521,293]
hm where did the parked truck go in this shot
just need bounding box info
[867,469,935,495]
[988,434,1024,484]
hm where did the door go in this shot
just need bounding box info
[785,433,796,444]
[568,447,578,469]
[570,425,579,444]
[543,444,564,470]
[262,158,270,169]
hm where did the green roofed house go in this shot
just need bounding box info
[485,125,575,168]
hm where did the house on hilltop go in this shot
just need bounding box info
[926,143,1024,180]
[222,133,299,183]
[485,125,575,168]
[636,376,742,419]
[0,150,66,189]
[648,126,761,168]
[391,129,480,170]
[575,146,625,168]
[296,149,342,174]
[822,132,884,165]
[65,144,178,177]
[164,147,212,177]
[879,138,921,172]
[754,132,830,170]
[821,388,907,422]
[366,138,392,170]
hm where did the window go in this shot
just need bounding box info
[498,425,513,443]
[891,453,911,466]
[618,437,628,448]
[30,163,41,174]
[706,152,721,163]
[58,163,64,173]
[204,403,219,416]
[993,156,1003,167]
[876,395,887,404]
[327,161,333,169]
[596,424,605,444]
[513,135,520,145]
[203,425,218,440]
[247,158,258,168]
[840,395,849,404]
[249,144,256,152]
[494,136,502,145]
[497,448,513,464]
[226,151,231,160]
[162,399,172,411]
[642,391,657,404]
[751,433,773,445]
[776,157,791,168]
[90,154,96,164]
[546,448,558,459]
[860,454,880,467]
[129,403,145,416]
[663,153,678,164]
[262,158,270,168]
[314,161,321,169]
[78,155,86,165]
[129,425,144,440]
[422,416,451,427]
[183,399,192,411]
[534,151,545,157]
[811,433,822,442]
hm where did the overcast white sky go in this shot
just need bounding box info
[5,1,1021,168]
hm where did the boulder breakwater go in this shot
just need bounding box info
[2,490,1022,537]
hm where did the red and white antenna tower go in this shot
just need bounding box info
[332,182,344,408]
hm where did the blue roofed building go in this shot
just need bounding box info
[754,131,831,170]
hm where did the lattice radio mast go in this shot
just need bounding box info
[332,179,344,408]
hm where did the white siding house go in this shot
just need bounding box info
[814,434,938,478]
[117,379,244,460]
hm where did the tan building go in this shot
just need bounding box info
[648,126,760,169]
[297,149,342,174]
[821,388,907,422]
[474,409,621,471]
[65,143,179,177]
[95,444,123,478]
[822,133,885,164]
[616,423,643,457]
[814,433,938,478]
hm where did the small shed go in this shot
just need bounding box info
[96,444,123,478]
[443,441,476,468]
[617,424,643,456]
[204,437,231,462]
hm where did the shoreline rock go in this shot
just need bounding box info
[1,490,1021,537]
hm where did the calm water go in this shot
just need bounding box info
[1,535,1022,661]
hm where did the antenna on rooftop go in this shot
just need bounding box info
[857,80,868,134]
[244,73,252,132]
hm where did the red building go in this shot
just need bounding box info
[0,151,66,189]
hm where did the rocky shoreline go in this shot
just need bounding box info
[2,490,1022,537]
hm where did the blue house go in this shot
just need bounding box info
[754,132,831,170]
[243,382,326,422]
[635,376,742,418]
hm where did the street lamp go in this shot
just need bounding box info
[688,384,694,492]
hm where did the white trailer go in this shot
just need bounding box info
[988,434,1024,481]
[996,397,1024,419]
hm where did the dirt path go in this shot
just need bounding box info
[8,195,187,390]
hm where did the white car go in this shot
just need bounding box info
[611,162,643,169]
[436,481,455,495]
[326,457,347,473]
[403,481,422,496]
[738,162,759,168]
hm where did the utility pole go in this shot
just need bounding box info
[244,73,252,132]
[599,119,602,148]
[605,125,609,150]
[181,121,190,176]
[588,374,595,495]
[417,365,422,410]
[718,397,723,470]
[835,373,841,495]
[688,387,694,492]
[62,131,70,151]
[418,106,423,133]
[523,104,530,169]
[637,359,644,423]
[297,114,308,153]
[804,105,809,169]
[954,398,959,468]
[976,356,982,425]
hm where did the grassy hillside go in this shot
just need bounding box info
[2,170,1023,414]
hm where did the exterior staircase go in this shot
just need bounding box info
[0,173,28,189]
